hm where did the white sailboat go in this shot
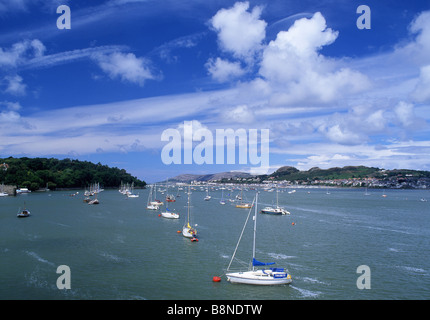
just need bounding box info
[150,183,164,206]
[17,202,31,218]
[88,193,99,205]
[146,185,159,210]
[260,185,290,215]
[161,184,179,219]
[204,183,211,201]
[182,186,198,241]
[226,193,292,285]
[219,189,226,205]
[126,182,139,198]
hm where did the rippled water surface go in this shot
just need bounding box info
[1,187,429,299]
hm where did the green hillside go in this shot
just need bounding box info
[258,165,430,182]
[0,157,146,191]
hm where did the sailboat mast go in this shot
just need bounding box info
[187,186,191,225]
[227,195,256,272]
[252,192,258,271]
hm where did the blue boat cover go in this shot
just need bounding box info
[252,258,275,266]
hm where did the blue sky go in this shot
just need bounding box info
[1,0,430,183]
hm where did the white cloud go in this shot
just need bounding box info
[92,52,156,86]
[0,110,20,122]
[222,104,255,124]
[3,74,26,95]
[411,64,430,102]
[320,124,365,145]
[394,101,416,128]
[210,1,266,61]
[0,100,22,122]
[0,39,46,68]
[259,12,370,105]
[0,101,22,111]
[402,10,430,65]
[24,45,124,70]
[205,57,245,82]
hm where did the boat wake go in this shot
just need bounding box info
[267,252,296,260]
[25,251,55,267]
[290,285,322,298]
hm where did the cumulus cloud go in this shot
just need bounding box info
[394,101,417,128]
[93,52,156,86]
[0,39,45,68]
[3,74,27,95]
[209,1,266,61]
[411,64,430,102]
[402,10,430,65]
[0,100,22,123]
[222,104,255,124]
[207,6,369,103]
[259,12,370,104]
[320,124,365,145]
[205,57,245,82]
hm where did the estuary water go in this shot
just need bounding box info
[0,187,429,300]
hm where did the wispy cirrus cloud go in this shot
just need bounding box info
[22,45,127,70]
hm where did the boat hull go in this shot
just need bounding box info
[226,270,292,285]
[150,201,163,206]
[182,226,197,238]
[17,210,31,218]
[161,212,179,219]
[260,207,290,215]
[236,204,252,209]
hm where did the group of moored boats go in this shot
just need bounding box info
[12,183,293,286]
[145,184,293,284]
[146,185,196,240]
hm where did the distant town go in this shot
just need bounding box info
[168,166,430,189]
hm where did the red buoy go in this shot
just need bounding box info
[212,276,221,282]
[158,214,161,217]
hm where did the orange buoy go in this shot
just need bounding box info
[177,230,181,233]
[292,222,295,226]
[212,276,221,282]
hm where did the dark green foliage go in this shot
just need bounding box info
[0,157,146,191]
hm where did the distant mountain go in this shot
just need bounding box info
[166,171,254,183]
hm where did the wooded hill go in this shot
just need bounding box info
[0,157,146,191]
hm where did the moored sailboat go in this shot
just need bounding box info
[182,186,198,241]
[260,185,290,215]
[17,202,31,217]
[161,186,179,219]
[226,193,292,285]
[235,186,252,208]
[146,185,159,210]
